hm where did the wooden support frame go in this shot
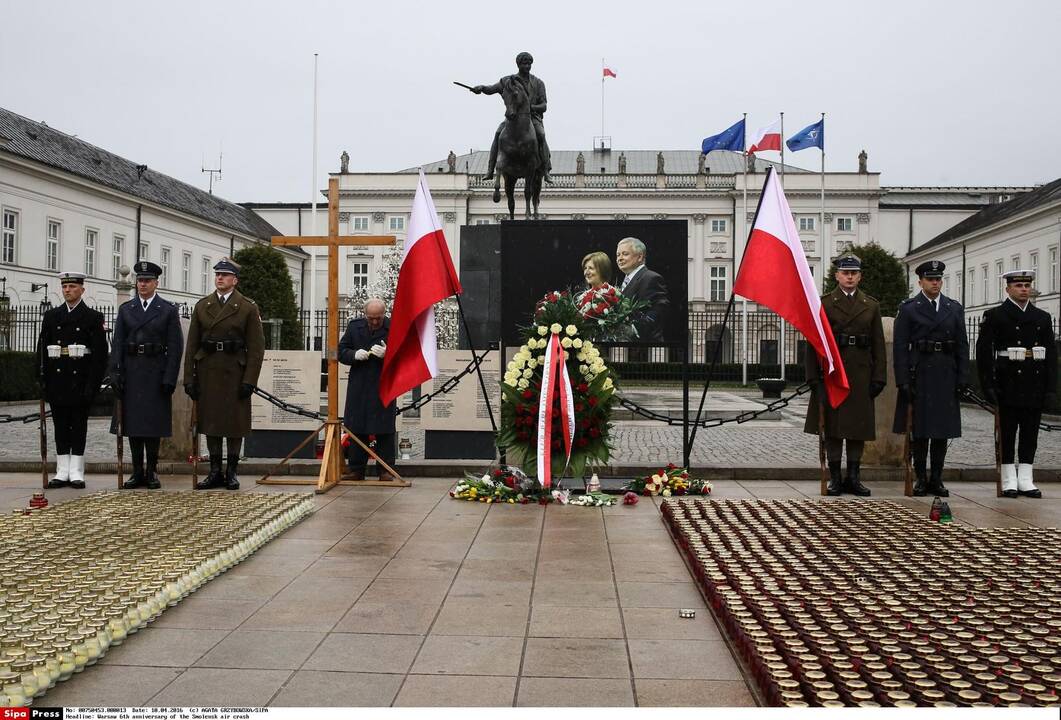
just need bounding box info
[260,177,404,493]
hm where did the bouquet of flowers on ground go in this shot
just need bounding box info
[450,466,616,506]
[623,464,713,497]
[574,284,649,343]
[498,291,616,481]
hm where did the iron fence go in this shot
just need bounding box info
[3,302,1057,386]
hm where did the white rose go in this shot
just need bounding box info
[579,364,589,375]
[528,338,539,350]
[517,378,529,389]
[561,337,572,348]
[522,368,533,379]
[573,338,583,348]
[576,352,586,362]
[503,377,517,387]
[603,378,614,390]
[565,324,578,337]
[527,358,538,369]
[550,323,562,334]
[537,326,548,336]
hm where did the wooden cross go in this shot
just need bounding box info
[271,176,399,493]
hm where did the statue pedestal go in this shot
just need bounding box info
[862,317,903,466]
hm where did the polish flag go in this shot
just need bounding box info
[378,170,462,406]
[603,66,617,79]
[734,168,849,408]
[748,118,782,154]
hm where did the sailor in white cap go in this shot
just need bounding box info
[37,271,108,488]
[975,269,1056,498]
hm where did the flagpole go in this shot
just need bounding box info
[690,168,774,451]
[741,113,748,387]
[601,58,605,140]
[309,52,319,349]
[778,111,785,381]
[820,112,826,293]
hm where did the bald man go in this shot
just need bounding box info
[339,298,397,481]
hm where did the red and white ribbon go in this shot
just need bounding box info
[536,332,575,489]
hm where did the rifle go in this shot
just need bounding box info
[902,372,915,496]
[39,398,48,490]
[190,399,199,489]
[116,395,124,489]
[993,405,1003,498]
[817,393,828,496]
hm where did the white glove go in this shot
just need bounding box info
[370,343,386,358]
[354,349,371,361]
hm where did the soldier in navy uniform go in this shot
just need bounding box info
[339,298,397,481]
[109,261,184,489]
[892,260,971,496]
[975,270,1056,498]
[37,271,109,488]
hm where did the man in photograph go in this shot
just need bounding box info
[616,236,670,343]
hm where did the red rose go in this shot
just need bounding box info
[589,427,601,437]
[623,492,639,505]
[574,402,584,412]
[588,397,598,407]
[667,463,677,470]
[522,390,533,400]
[577,437,589,448]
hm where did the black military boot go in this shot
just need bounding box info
[928,466,949,497]
[827,462,843,496]
[123,465,146,489]
[145,462,161,490]
[196,456,226,490]
[912,458,929,497]
[846,461,871,496]
[225,456,240,491]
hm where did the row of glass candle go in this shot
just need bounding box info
[0,492,314,707]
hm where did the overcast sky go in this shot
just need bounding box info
[4,0,1059,203]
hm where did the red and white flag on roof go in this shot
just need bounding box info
[603,66,617,79]
[748,118,782,154]
[734,168,849,408]
[378,170,462,406]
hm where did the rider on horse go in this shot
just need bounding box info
[473,52,553,184]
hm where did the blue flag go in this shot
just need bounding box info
[786,119,824,152]
[701,119,745,154]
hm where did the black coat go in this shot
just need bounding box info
[339,317,396,434]
[892,292,970,439]
[108,295,184,438]
[37,302,108,407]
[621,265,670,342]
[975,300,1057,408]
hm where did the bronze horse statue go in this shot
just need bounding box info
[493,76,543,220]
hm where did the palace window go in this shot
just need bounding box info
[160,247,171,288]
[84,228,98,276]
[836,217,853,232]
[182,252,191,292]
[112,235,124,279]
[708,265,728,302]
[46,220,61,271]
[352,216,369,231]
[711,219,727,233]
[799,217,816,232]
[2,209,18,264]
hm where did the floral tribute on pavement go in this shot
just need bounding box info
[624,464,713,497]
[450,466,615,506]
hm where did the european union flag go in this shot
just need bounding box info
[786,119,824,152]
[701,119,745,154]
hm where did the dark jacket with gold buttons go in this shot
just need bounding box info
[975,300,1056,408]
[36,301,109,406]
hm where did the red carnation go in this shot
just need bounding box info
[590,427,601,437]
[493,469,503,477]
[588,397,598,407]
[522,390,533,400]
[577,383,588,393]
[574,402,584,412]
[577,437,589,448]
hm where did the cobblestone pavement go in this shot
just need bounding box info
[3,391,1060,469]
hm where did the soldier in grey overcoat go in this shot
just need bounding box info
[183,258,265,490]
[804,255,887,496]
[339,299,397,481]
[892,260,970,497]
[975,269,1056,498]
[109,261,183,489]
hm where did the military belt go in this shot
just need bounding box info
[911,339,956,353]
[125,342,167,355]
[837,333,870,348]
[202,338,244,353]
[59,347,92,356]
[995,349,1041,360]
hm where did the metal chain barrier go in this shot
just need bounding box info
[251,350,490,420]
[615,383,812,428]
[961,388,1061,432]
[0,410,51,424]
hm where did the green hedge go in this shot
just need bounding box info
[0,351,40,402]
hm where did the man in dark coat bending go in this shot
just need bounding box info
[340,298,397,481]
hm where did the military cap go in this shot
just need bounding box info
[914,260,945,279]
[58,270,86,285]
[1002,269,1035,284]
[836,254,862,271]
[213,257,241,276]
[133,260,163,280]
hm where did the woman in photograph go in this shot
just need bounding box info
[577,251,616,315]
